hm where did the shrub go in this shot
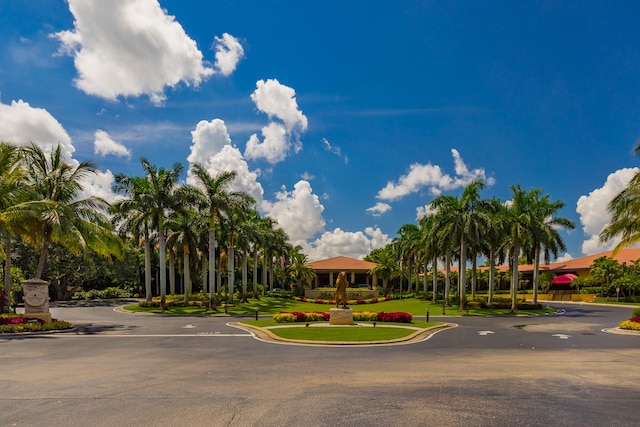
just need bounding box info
[273,313,296,323]
[73,287,132,300]
[619,319,640,331]
[632,308,640,318]
[0,316,71,333]
[353,311,378,321]
[377,312,413,323]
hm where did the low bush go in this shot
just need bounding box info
[73,287,132,300]
[0,315,71,333]
[272,310,412,323]
[619,319,640,331]
[632,308,640,318]
[377,312,413,323]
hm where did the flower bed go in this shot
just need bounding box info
[273,310,412,323]
[0,315,72,333]
[619,315,640,331]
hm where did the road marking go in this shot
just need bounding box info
[552,334,572,339]
[182,324,196,329]
[478,330,495,336]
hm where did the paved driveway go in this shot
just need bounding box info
[1,302,637,427]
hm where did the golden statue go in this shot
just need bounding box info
[335,271,348,308]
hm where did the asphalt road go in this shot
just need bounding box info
[1,302,638,427]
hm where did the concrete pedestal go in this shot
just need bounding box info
[23,278,52,323]
[329,308,355,325]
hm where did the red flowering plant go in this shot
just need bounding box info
[377,312,413,323]
[0,315,43,325]
[629,316,640,323]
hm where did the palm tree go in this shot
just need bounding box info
[112,175,155,301]
[137,159,184,308]
[23,143,122,287]
[600,170,640,254]
[190,164,244,308]
[166,207,201,304]
[366,246,400,293]
[394,223,421,293]
[504,184,536,312]
[528,192,575,304]
[0,143,32,311]
[430,180,487,310]
[480,197,509,304]
[288,248,316,291]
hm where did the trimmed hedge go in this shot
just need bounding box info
[273,311,413,323]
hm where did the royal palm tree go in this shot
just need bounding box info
[430,180,487,310]
[190,164,245,308]
[480,197,509,304]
[112,175,155,301]
[528,192,575,304]
[136,159,184,308]
[166,206,201,304]
[504,184,536,312]
[23,143,122,287]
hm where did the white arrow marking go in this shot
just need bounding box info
[478,331,495,336]
[552,334,571,339]
[182,324,196,329]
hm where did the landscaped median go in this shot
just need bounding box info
[237,317,452,345]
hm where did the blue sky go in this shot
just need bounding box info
[1,0,640,261]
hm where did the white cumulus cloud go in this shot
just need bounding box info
[0,99,74,156]
[245,122,289,164]
[52,0,215,105]
[366,202,392,217]
[0,98,119,203]
[376,148,494,201]
[94,130,131,158]
[576,167,639,255]
[262,180,325,246]
[186,119,264,205]
[305,227,391,261]
[213,33,244,76]
[244,79,308,164]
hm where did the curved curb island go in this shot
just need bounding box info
[234,322,456,346]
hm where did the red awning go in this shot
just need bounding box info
[551,273,578,285]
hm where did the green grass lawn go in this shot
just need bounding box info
[121,297,557,316]
[267,325,417,341]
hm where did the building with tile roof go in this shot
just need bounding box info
[305,256,378,288]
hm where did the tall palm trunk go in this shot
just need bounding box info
[459,241,467,311]
[2,236,11,312]
[471,254,477,298]
[208,227,216,308]
[488,247,496,304]
[35,226,52,279]
[169,248,176,295]
[532,246,540,304]
[144,233,152,301]
[444,250,451,306]
[183,244,191,304]
[227,246,235,304]
[242,251,248,303]
[201,257,207,293]
[432,256,438,304]
[511,244,520,312]
[253,249,259,298]
[159,229,167,308]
